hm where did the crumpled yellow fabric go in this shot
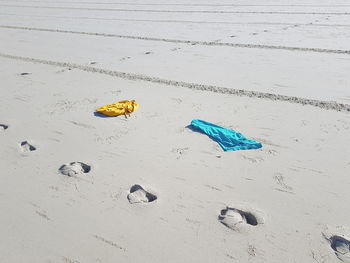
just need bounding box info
[96,100,139,117]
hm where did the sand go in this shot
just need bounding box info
[0,1,350,262]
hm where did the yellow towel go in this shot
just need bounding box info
[96,100,139,117]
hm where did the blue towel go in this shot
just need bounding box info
[189,119,262,151]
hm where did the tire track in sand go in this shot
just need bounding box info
[0,52,349,112]
[1,13,350,27]
[1,5,350,15]
[1,25,349,55]
[2,1,350,7]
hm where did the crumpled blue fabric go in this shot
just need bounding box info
[189,119,262,151]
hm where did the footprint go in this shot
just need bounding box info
[241,155,264,163]
[218,207,259,231]
[120,56,131,61]
[171,98,182,104]
[273,174,293,191]
[58,162,91,176]
[127,184,157,204]
[330,236,350,262]
[56,67,72,74]
[20,141,36,152]
[0,124,8,131]
[171,147,189,159]
[266,149,277,155]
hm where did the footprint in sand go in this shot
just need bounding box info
[218,207,259,231]
[0,124,8,131]
[58,162,91,177]
[127,184,157,204]
[329,236,350,262]
[120,56,131,61]
[171,147,189,159]
[273,174,293,191]
[20,141,36,152]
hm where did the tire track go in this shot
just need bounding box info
[1,13,350,27]
[1,25,349,55]
[1,5,350,15]
[2,1,350,7]
[0,52,349,112]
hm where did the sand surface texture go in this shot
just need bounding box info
[0,1,350,262]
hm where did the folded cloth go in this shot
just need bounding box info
[96,100,138,117]
[189,119,262,151]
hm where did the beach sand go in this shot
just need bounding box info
[0,1,350,262]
